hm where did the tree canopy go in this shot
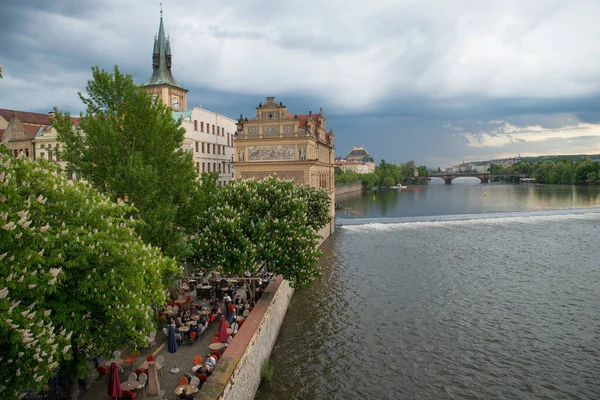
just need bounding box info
[188,175,331,288]
[0,151,178,397]
[54,66,198,261]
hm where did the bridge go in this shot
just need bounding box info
[428,172,531,184]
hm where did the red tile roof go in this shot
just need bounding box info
[297,113,319,130]
[0,108,80,127]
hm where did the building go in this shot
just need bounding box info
[142,10,188,111]
[334,160,374,174]
[0,109,79,170]
[234,97,336,239]
[142,11,235,183]
[346,146,374,162]
[174,108,236,186]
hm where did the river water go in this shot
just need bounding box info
[256,182,600,400]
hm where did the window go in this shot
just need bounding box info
[48,144,52,148]
[227,133,229,146]
[195,142,199,152]
[207,163,211,172]
[213,163,216,172]
[48,152,53,161]
[196,162,199,173]
[40,144,45,149]
[218,145,220,155]
[212,125,215,135]
[202,162,205,173]
[222,161,225,172]
[194,120,198,131]
[218,163,221,172]
[207,145,210,154]
[228,164,231,174]
[40,152,45,157]
[213,144,216,153]
[202,142,205,153]
[25,149,29,157]
[201,122,204,132]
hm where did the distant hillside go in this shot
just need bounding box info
[472,154,600,165]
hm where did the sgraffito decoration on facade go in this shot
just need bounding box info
[262,125,280,134]
[261,111,279,120]
[283,124,295,133]
[248,145,295,161]
[247,126,259,134]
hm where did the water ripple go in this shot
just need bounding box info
[257,213,600,400]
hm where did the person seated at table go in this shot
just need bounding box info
[195,362,212,377]
[230,320,239,336]
[199,298,208,308]
[179,388,196,400]
[234,295,243,306]
[206,354,217,370]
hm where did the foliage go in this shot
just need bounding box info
[188,176,330,288]
[260,359,275,383]
[335,170,360,184]
[532,158,600,184]
[54,66,198,261]
[0,151,178,397]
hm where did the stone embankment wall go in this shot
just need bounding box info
[334,182,363,195]
[198,277,294,400]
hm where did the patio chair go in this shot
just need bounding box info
[128,372,137,382]
[96,366,108,381]
[138,373,147,396]
[190,376,200,388]
[112,350,121,360]
[178,377,189,386]
[122,389,137,399]
[198,374,208,383]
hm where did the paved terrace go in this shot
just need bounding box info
[80,288,221,400]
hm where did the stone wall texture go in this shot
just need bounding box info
[335,182,363,195]
[198,278,294,400]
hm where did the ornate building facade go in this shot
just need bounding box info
[234,97,336,239]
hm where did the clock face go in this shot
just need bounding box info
[172,96,180,110]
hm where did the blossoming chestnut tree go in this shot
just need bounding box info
[0,150,179,397]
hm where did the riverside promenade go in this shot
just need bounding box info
[80,289,219,400]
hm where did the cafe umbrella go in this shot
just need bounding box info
[108,361,122,399]
[168,325,180,373]
[219,315,229,343]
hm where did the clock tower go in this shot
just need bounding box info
[143,9,187,111]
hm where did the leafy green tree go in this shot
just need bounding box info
[0,152,178,398]
[586,172,598,183]
[488,163,505,174]
[513,161,532,174]
[54,66,197,261]
[533,161,553,183]
[360,173,379,188]
[383,176,395,187]
[188,176,330,288]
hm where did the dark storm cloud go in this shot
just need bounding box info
[2,0,600,167]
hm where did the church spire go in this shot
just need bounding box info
[143,8,184,89]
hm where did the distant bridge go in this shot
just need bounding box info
[428,172,531,184]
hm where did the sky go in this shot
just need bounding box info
[1,0,600,168]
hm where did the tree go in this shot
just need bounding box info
[0,151,179,398]
[360,173,379,188]
[488,163,505,174]
[54,66,197,261]
[188,176,330,289]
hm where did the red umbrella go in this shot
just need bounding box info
[219,315,229,343]
[108,361,122,399]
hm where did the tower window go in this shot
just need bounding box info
[201,122,204,132]
[194,120,198,131]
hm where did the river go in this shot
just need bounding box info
[256,182,600,400]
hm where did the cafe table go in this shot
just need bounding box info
[120,380,140,391]
[208,342,226,352]
[104,358,124,368]
[174,384,198,396]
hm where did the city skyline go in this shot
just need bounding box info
[1,0,600,168]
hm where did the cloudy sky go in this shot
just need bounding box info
[2,0,600,167]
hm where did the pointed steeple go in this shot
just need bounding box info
[144,10,185,89]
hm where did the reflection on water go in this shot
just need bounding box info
[336,184,600,219]
[256,211,600,400]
